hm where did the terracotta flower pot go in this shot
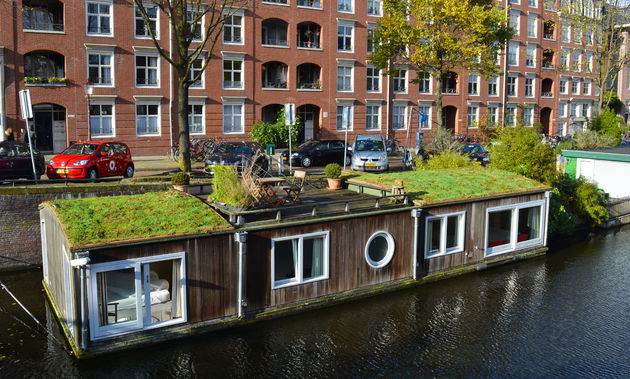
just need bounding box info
[327,178,342,190]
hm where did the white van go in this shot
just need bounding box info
[350,134,389,172]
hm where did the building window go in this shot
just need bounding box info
[560,49,569,70]
[88,52,113,85]
[188,103,204,135]
[468,73,479,95]
[560,78,568,94]
[525,77,534,97]
[190,58,203,87]
[366,103,380,130]
[425,212,465,258]
[187,8,202,41]
[135,54,159,87]
[418,104,431,129]
[338,0,353,13]
[336,103,353,131]
[365,231,395,268]
[523,106,534,127]
[486,201,544,256]
[508,41,519,66]
[366,65,380,92]
[88,252,186,340]
[559,102,567,118]
[582,103,590,118]
[529,0,537,6]
[90,103,114,137]
[392,103,407,130]
[572,79,580,95]
[558,121,566,136]
[487,105,498,125]
[337,23,353,52]
[506,104,517,127]
[272,232,329,289]
[223,56,243,89]
[585,52,593,72]
[573,50,581,72]
[488,75,498,96]
[298,0,321,8]
[223,12,243,44]
[570,103,578,117]
[583,80,591,95]
[526,44,536,67]
[367,27,376,54]
[223,101,244,134]
[418,72,431,94]
[135,5,158,38]
[507,75,517,97]
[509,11,520,36]
[561,20,570,42]
[87,1,112,35]
[337,62,353,92]
[367,0,382,16]
[467,105,478,128]
[393,69,407,93]
[136,103,160,136]
[527,15,537,38]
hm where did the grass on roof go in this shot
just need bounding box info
[47,191,232,248]
[346,167,548,205]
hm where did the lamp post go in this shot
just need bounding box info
[84,82,93,141]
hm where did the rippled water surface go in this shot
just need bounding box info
[1,227,630,378]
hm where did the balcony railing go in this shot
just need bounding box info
[262,37,288,46]
[262,0,287,4]
[263,80,287,89]
[298,40,320,49]
[23,22,64,32]
[543,33,554,40]
[543,62,554,69]
[541,92,553,98]
[442,88,457,94]
[298,82,321,89]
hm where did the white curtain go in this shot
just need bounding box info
[310,237,323,278]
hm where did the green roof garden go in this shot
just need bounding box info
[43,191,232,249]
[346,167,549,206]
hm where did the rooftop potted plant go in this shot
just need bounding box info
[325,163,342,190]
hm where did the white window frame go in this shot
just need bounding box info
[467,104,479,128]
[488,75,499,97]
[507,74,518,97]
[90,100,115,138]
[509,10,520,36]
[523,105,534,127]
[572,79,580,95]
[573,50,582,72]
[223,10,244,45]
[424,211,466,258]
[560,49,569,69]
[485,200,545,257]
[561,21,570,43]
[187,6,204,42]
[393,68,407,94]
[468,73,479,96]
[87,252,187,340]
[560,77,568,94]
[337,61,354,92]
[527,14,537,38]
[367,0,382,16]
[135,101,161,136]
[525,76,534,98]
[134,4,159,39]
[418,72,431,94]
[559,101,567,118]
[223,99,245,134]
[338,0,354,14]
[271,231,330,289]
[87,49,114,87]
[528,0,537,7]
[188,100,205,135]
[366,25,376,54]
[392,102,407,130]
[558,121,566,136]
[337,22,354,53]
[135,52,160,88]
[365,102,381,131]
[487,104,498,125]
[86,0,113,37]
[222,54,244,90]
[189,58,204,88]
[418,102,432,129]
[365,231,395,268]
[506,104,517,127]
[336,101,354,131]
[366,64,381,93]
[526,44,536,68]
[583,79,591,95]
[508,41,519,66]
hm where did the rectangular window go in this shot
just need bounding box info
[528,0,537,6]
[507,75,517,97]
[560,78,568,94]
[486,201,544,256]
[523,106,533,127]
[527,15,537,38]
[558,121,566,136]
[272,232,329,289]
[223,13,243,44]
[392,103,407,130]
[88,252,186,340]
[468,73,479,95]
[298,0,321,8]
[525,77,534,97]
[418,104,431,129]
[585,52,593,72]
[561,21,570,42]
[336,103,353,131]
[223,101,244,134]
[583,80,591,95]
[337,24,353,52]
[90,103,114,137]
[506,104,517,127]
[526,44,536,67]
[366,65,380,92]
[136,103,159,136]
[561,49,569,69]
[135,5,158,38]
[508,41,519,66]
[337,63,353,92]
[135,54,159,87]
[187,8,203,41]
[87,1,112,35]
[338,0,353,13]
[488,75,498,96]
[393,69,407,93]
[467,105,479,128]
[573,50,581,72]
[190,58,203,87]
[559,102,567,118]
[366,104,380,130]
[570,103,577,117]
[88,52,113,85]
[188,103,204,135]
[487,105,498,125]
[572,79,580,95]
[509,11,520,36]
[582,103,590,118]
[367,27,375,54]
[367,0,382,16]
[418,72,431,94]
[223,56,243,89]
[425,212,465,258]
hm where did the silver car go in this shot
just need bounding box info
[351,134,389,172]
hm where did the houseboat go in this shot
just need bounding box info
[39,167,551,358]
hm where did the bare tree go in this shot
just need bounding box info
[134,0,245,172]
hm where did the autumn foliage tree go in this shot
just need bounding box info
[370,0,513,129]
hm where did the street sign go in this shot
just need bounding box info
[19,89,33,120]
[284,103,295,126]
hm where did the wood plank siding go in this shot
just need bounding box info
[418,193,546,277]
[245,211,414,311]
[89,234,238,323]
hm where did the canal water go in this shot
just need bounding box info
[1,227,630,378]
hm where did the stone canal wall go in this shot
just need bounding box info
[0,183,171,271]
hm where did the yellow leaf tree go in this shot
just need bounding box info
[370,0,513,129]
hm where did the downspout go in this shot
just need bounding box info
[502,2,510,125]
[70,254,90,351]
[543,190,552,247]
[235,231,248,318]
[0,47,6,141]
[386,60,391,140]
[168,17,174,149]
[411,208,422,280]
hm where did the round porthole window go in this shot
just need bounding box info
[365,231,395,269]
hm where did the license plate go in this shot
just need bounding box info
[365,163,377,167]
[56,169,68,174]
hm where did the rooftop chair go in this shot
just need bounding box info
[282,170,307,204]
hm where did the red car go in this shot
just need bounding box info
[47,141,134,179]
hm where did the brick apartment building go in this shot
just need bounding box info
[0,0,601,155]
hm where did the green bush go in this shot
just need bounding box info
[417,150,471,170]
[590,107,625,145]
[171,172,190,185]
[552,175,608,225]
[209,166,252,208]
[250,110,300,148]
[325,163,342,179]
[574,129,618,149]
[426,127,462,154]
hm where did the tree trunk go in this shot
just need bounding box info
[435,73,444,129]
[177,76,191,172]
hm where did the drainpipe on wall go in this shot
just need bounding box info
[0,47,6,142]
[168,20,173,150]
[411,208,422,280]
[502,2,510,125]
[543,191,552,247]
[386,60,391,140]
[70,253,90,351]
[234,231,248,318]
